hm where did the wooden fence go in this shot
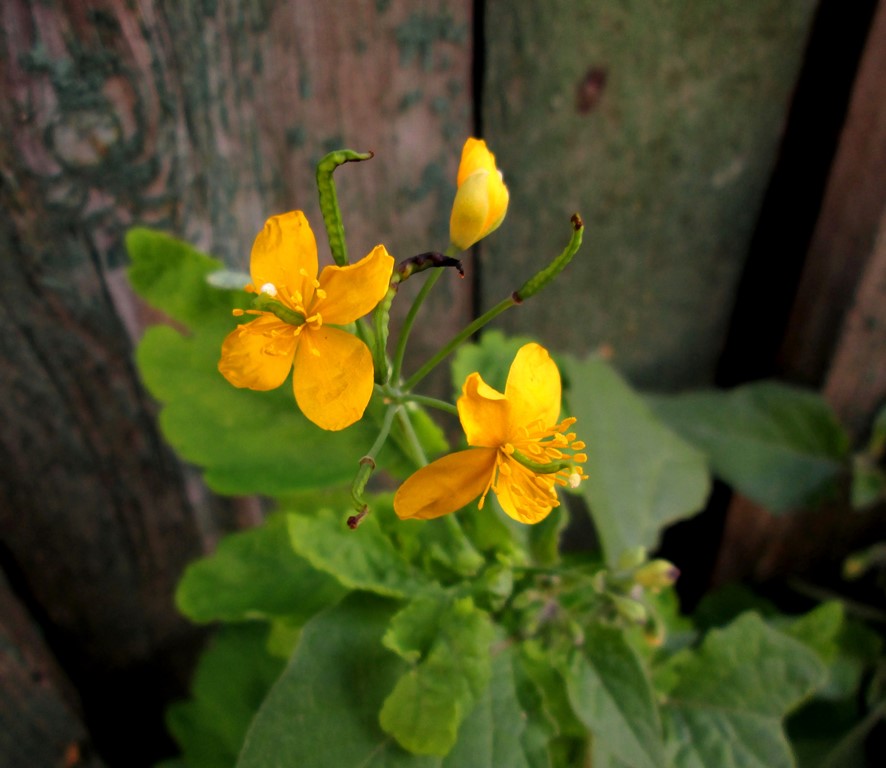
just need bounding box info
[1,1,884,765]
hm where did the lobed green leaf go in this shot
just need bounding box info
[563,355,711,564]
[237,595,536,768]
[127,229,440,496]
[562,624,666,768]
[649,382,850,512]
[379,597,496,755]
[657,612,827,768]
[175,513,346,624]
[288,504,428,599]
[168,624,286,768]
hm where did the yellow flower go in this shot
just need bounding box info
[218,211,394,431]
[449,137,510,251]
[394,343,587,524]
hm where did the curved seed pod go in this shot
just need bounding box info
[315,149,374,266]
[514,214,584,302]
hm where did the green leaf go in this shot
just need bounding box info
[380,597,496,755]
[456,499,523,561]
[238,595,537,767]
[562,355,711,564]
[649,382,850,512]
[287,503,428,598]
[850,454,886,509]
[127,229,440,496]
[511,650,560,768]
[175,513,346,624]
[783,602,882,701]
[408,515,485,580]
[657,612,827,768]
[167,624,285,768]
[562,624,665,768]
[126,228,245,332]
[441,647,534,768]
[527,503,568,567]
[237,595,427,768]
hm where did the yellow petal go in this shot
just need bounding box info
[457,372,510,447]
[315,245,394,325]
[292,326,373,431]
[484,167,510,236]
[249,211,318,305]
[449,170,491,251]
[456,138,498,187]
[494,462,558,525]
[394,448,497,520]
[218,315,297,390]
[504,343,561,430]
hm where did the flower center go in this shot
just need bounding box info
[478,418,588,523]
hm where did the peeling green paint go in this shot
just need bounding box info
[21,41,120,112]
[376,0,393,13]
[446,78,463,98]
[321,135,346,155]
[285,125,307,148]
[398,160,450,205]
[430,96,449,116]
[299,68,312,100]
[398,89,424,111]
[395,12,467,71]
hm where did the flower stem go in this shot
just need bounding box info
[401,393,458,415]
[403,294,517,391]
[351,404,398,512]
[391,244,460,383]
[391,269,441,383]
[395,407,428,468]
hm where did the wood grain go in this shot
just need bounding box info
[0,1,472,762]
[780,0,886,389]
[481,0,817,389]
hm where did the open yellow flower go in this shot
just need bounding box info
[218,211,393,431]
[449,137,510,251]
[394,343,587,524]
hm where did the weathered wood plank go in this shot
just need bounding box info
[0,572,105,768]
[713,4,886,588]
[780,0,886,388]
[481,0,817,389]
[0,0,472,763]
[824,205,886,440]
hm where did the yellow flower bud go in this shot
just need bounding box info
[449,138,509,251]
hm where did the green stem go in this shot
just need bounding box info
[391,269,442,383]
[351,404,398,511]
[401,393,458,415]
[395,407,428,468]
[390,244,460,383]
[403,294,517,391]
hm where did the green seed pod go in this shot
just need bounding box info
[514,214,584,302]
[316,149,374,266]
